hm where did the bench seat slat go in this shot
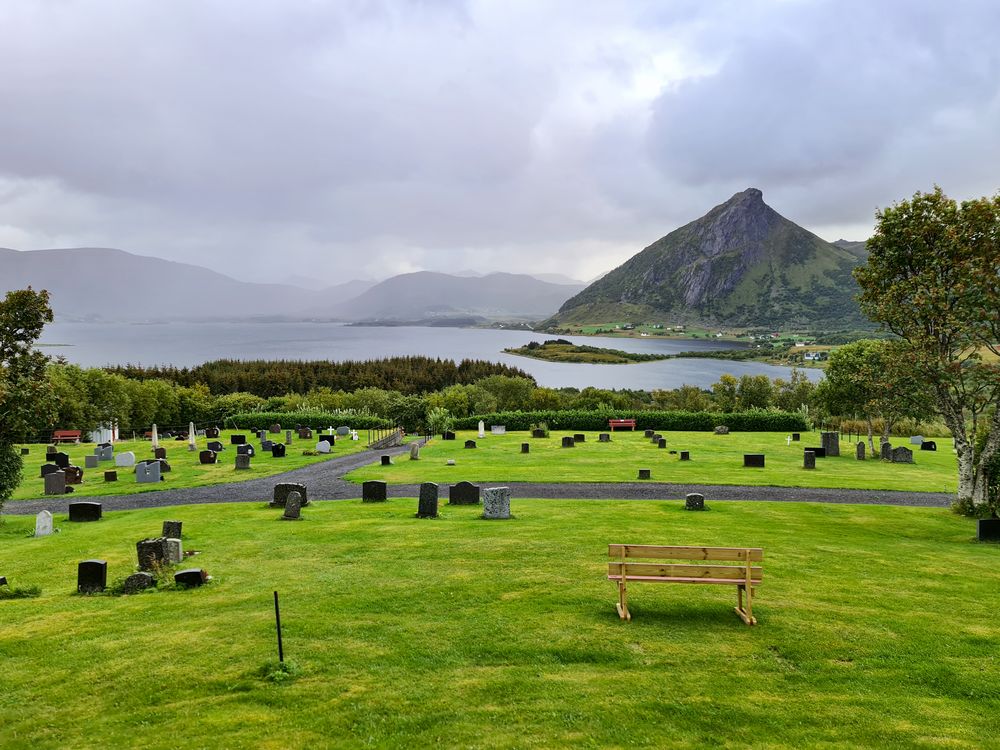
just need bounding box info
[609,562,763,581]
[608,575,762,586]
[609,544,763,562]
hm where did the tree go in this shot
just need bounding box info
[711,374,739,412]
[0,288,54,510]
[854,187,1000,514]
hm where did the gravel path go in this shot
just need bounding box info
[3,442,954,516]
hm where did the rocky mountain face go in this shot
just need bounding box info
[549,189,869,329]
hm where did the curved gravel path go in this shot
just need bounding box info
[3,442,954,516]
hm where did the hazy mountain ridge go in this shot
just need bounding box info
[548,189,871,329]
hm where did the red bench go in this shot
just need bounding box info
[52,430,82,444]
[608,419,637,431]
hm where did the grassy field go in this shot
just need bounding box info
[10,430,369,501]
[0,499,996,748]
[349,430,958,493]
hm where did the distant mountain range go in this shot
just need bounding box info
[547,189,871,330]
[0,247,583,323]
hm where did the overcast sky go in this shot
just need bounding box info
[1,0,998,286]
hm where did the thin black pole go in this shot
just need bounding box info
[273,590,284,663]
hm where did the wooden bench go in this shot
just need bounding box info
[608,419,637,431]
[51,430,82,444]
[608,544,764,625]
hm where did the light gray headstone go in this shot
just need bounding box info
[409,443,420,460]
[115,451,136,468]
[44,471,66,495]
[910,435,924,445]
[315,440,332,454]
[35,510,53,537]
[336,425,351,436]
[84,455,99,469]
[165,538,183,564]
[490,425,506,435]
[135,461,161,483]
[285,430,292,445]
[482,486,511,520]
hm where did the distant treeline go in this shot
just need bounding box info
[105,356,534,396]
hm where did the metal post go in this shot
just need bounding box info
[273,590,284,663]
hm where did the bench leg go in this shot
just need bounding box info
[734,585,757,626]
[616,581,631,621]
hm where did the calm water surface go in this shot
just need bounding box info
[39,321,821,390]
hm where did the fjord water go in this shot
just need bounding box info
[38,321,820,389]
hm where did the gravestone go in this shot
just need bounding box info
[174,569,207,587]
[336,426,351,436]
[84,455,99,469]
[651,434,662,444]
[743,454,766,468]
[35,510,53,537]
[417,483,439,518]
[162,520,182,538]
[714,425,729,435]
[561,436,574,448]
[207,441,224,452]
[136,461,162,483]
[316,440,332,454]
[891,446,914,464]
[53,451,70,468]
[77,560,107,593]
[598,433,611,442]
[657,439,667,449]
[258,430,267,442]
[446,459,456,465]
[482,487,511,519]
[104,470,117,482]
[880,442,892,461]
[362,480,387,503]
[123,572,154,594]
[21,447,29,455]
[856,442,866,460]
[478,420,485,438]
[205,427,220,439]
[491,425,506,435]
[820,432,840,457]
[977,519,1000,542]
[68,502,102,522]
[96,445,113,461]
[298,428,313,439]
[115,451,136,468]
[381,455,392,466]
[464,440,477,449]
[805,446,827,458]
[574,434,585,442]
[803,450,816,469]
[409,443,420,460]
[449,481,480,505]
[521,443,529,453]
[154,447,167,460]
[531,429,546,438]
[638,469,651,480]
[921,441,937,451]
[235,454,251,470]
[792,433,800,441]
[685,493,705,511]
[680,451,690,461]
[271,443,286,458]
[199,450,218,464]
[269,423,282,434]
[272,482,308,507]
[443,431,456,440]
[64,466,83,484]
[40,463,60,478]
[285,430,293,445]
[282,491,303,520]
[165,538,183,564]
[643,429,655,438]
[910,435,924,445]
[44,470,66,495]
[236,444,256,457]
[261,440,275,451]
[231,434,246,445]
[136,537,169,571]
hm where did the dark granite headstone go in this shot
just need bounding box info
[891,446,914,464]
[531,429,545,438]
[68,502,102,522]
[561,436,574,448]
[261,440,275,451]
[880,442,892,461]
[298,428,313,439]
[449,481,480,505]
[651,434,662,444]
[271,443,286,458]
[231,434,246,445]
[104,470,118,482]
[521,443,529,453]
[205,427,220,439]
[464,440,477,449]
[362,480,387,503]
[44,470,67,495]
[685,493,705,511]
[272,482,308,507]
[207,440,224,452]
[680,451,690,461]
[805,446,827,458]
[792,433,800,441]
[200,450,217,464]
[154,447,167,460]
[282,491,303,520]
[21,447,29,455]
[638,469,651,480]
[53,451,70,468]
[236,444,255,457]
[820,431,840,457]
[599,433,611,442]
[381,455,392,466]
[856,442,866,460]
[803,450,816,469]
[174,569,207,587]
[269,423,282,434]
[64,465,83,484]
[285,430,293,445]
[136,537,169,570]
[40,463,60,478]
[920,441,937,451]
[122,572,154,594]
[162,520,182,539]
[443,430,456,440]
[573,434,585,443]
[977,519,1000,542]
[77,560,107,593]
[235,454,251,470]
[657,438,667,449]
[743,454,765,468]
[643,429,655,438]
[417,482,439,518]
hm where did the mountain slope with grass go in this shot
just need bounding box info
[548,189,870,329]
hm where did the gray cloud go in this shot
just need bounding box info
[0,0,997,285]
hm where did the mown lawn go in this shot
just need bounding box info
[11,430,368,501]
[350,430,958,493]
[0,499,996,749]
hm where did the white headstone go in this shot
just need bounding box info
[478,420,485,438]
[115,451,136,467]
[151,424,159,449]
[910,435,924,445]
[316,440,332,454]
[188,422,197,451]
[35,510,53,537]
[491,425,506,435]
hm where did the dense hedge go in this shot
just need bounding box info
[452,410,808,432]
[223,411,392,431]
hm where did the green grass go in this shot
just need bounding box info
[349,430,958,493]
[0,499,997,748]
[10,430,370,501]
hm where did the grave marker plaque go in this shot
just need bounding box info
[803,450,816,469]
[685,493,705,511]
[174,569,207,587]
[561,436,574,448]
[77,560,107,593]
[743,454,766,468]
[449,481,480,505]
[362,480,387,502]
[417,483,439,518]
[638,469,651,480]
[68,502,102,522]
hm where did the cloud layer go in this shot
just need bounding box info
[1,0,998,285]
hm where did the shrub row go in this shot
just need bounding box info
[452,410,808,432]
[224,411,392,431]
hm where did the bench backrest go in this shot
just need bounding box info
[608,545,763,582]
[53,430,81,437]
